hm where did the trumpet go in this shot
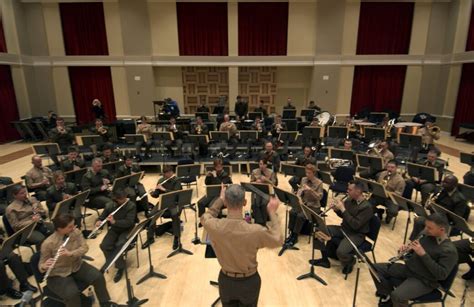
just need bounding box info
[87,199,129,239]
[389,232,424,263]
[57,126,66,134]
[43,236,70,282]
[366,141,383,155]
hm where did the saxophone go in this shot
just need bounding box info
[382,171,391,187]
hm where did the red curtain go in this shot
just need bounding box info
[466,5,474,51]
[452,63,474,136]
[350,65,407,116]
[59,2,108,55]
[0,65,20,143]
[0,14,7,53]
[177,2,228,56]
[356,2,414,55]
[238,2,288,56]
[68,67,116,125]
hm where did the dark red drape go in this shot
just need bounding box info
[0,65,20,143]
[177,2,228,56]
[59,2,108,55]
[0,14,7,53]
[68,67,116,125]
[452,63,474,136]
[466,5,474,51]
[238,2,288,56]
[350,65,407,116]
[356,2,414,55]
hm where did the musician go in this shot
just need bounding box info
[116,156,149,214]
[370,160,406,224]
[235,96,248,120]
[371,213,457,307]
[250,159,277,226]
[453,238,473,280]
[289,146,316,191]
[200,184,282,307]
[285,164,323,247]
[219,114,238,157]
[40,214,117,307]
[90,119,111,143]
[0,176,13,215]
[311,181,372,275]
[309,115,320,127]
[253,100,267,118]
[403,150,444,205]
[97,189,136,283]
[191,116,209,157]
[92,98,105,120]
[246,116,266,157]
[25,155,53,201]
[342,139,353,151]
[81,158,114,210]
[46,110,58,129]
[418,120,440,150]
[0,251,37,299]
[49,117,75,165]
[258,141,280,172]
[61,146,85,172]
[165,117,183,157]
[197,102,210,113]
[360,141,394,180]
[283,98,296,109]
[271,115,287,140]
[46,171,78,215]
[6,185,53,249]
[308,100,321,111]
[135,115,154,159]
[198,159,233,218]
[409,174,468,241]
[144,165,182,250]
[464,166,474,186]
[99,143,120,163]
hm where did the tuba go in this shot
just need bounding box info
[325,157,353,169]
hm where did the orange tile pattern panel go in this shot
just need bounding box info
[238,67,277,114]
[182,67,229,114]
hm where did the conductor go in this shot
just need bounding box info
[201,184,283,307]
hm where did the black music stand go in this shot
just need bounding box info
[239,130,258,143]
[406,162,437,182]
[431,203,474,237]
[280,163,306,178]
[278,131,298,144]
[390,193,420,244]
[273,186,301,256]
[460,152,474,166]
[81,135,104,148]
[65,168,87,189]
[195,112,210,121]
[364,127,386,141]
[103,219,149,307]
[103,161,124,176]
[398,133,422,148]
[112,175,131,193]
[1,221,37,259]
[341,229,385,307]
[356,154,384,173]
[301,109,316,120]
[210,131,229,143]
[52,190,90,228]
[136,210,167,285]
[33,143,60,157]
[328,127,348,139]
[296,203,327,286]
[124,134,145,145]
[248,112,263,121]
[152,132,173,157]
[1,181,22,204]
[282,109,296,119]
[302,126,322,142]
[330,148,354,161]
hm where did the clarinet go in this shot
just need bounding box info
[388,232,425,263]
[43,236,70,282]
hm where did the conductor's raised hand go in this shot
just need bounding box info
[266,196,279,215]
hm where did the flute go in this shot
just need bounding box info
[87,200,129,239]
[43,236,70,282]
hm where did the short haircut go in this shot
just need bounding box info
[305,164,316,174]
[213,158,223,167]
[225,184,245,209]
[102,143,113,151]
[12,185,26,195]
[53,170,65,182]
[259,159,269,166]
[68,146,79,153]
[428,149,440,157]
[92,158,103,165]
[350,181,366,192]
[53,214,74,230]
[387,159,398,166]
[163,165,173,173]
[112,189,128,199]
[426,213,450,230]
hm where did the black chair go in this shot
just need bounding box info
[330,166,355,196]
[408,265,458,307]
[2,215,36,254]
[30,252,91,306]
[344,214,381,280]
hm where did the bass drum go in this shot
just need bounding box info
[315,111,335,126]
